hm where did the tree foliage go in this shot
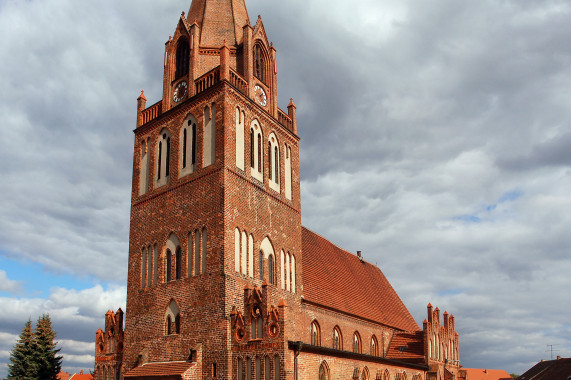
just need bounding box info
[7,314,63,380]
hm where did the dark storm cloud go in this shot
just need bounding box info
[1,0,570,376]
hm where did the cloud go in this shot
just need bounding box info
[0,271,22,294]
[0,284,125,376]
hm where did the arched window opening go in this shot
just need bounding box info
[274,356,280,380]
[268,254,274,285]
[175,40,189,79]
[264,356,271,380]
[156,131,171,186]
[237,357,244,380]
[259,250,264,281]
[188,233,193,277]
[257,133,262,173]
[165,136,171,177]
[166,249,172,282]
[361,367,370,380]
[274,146,278,181]
[141,247,147,289]
[254,44,267,83]
[202,227,207,274]
[194,229,201,276]
[182,128,187,168]
[235,228,241,273]
[255,356,261,380]
[246,358,252,380]
[290,254,296,293]
[175,247,182,280]
[268,142,272,180]
[371,335,379,356]
[319,361,330,380]
[166,315,172,335]
[353,332,362,353]
[165,300,180,335]
[250,129,255,168]
[147,245,153,287]
[332,327,342,350]
[157,141,162,180]
[311,321,321,346]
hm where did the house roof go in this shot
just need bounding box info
[386,331,425,364]
[301,227,419,332]
[519,358,571,380]
[69,373,93,380]
[57,372,71,380]
[462,368,512,380]
[124,362,195,378]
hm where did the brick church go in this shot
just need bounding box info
[94,0,464,379]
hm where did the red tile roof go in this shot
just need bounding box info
[58,372,71,380]
[69,373,93,380]
[519,358,571,380]
[124,362,195,378]
[386,331,425,364]
[462,368,512,380]
[302,227,419,332]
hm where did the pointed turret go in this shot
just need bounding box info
[187,0,251,47]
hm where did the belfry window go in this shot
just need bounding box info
[175,40,189,79]
[254,44,267,83]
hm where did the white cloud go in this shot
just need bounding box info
[0,271,21,294]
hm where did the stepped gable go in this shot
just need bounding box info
[386,331,425,364]
[301,227,419,332]
[187,0,251,47]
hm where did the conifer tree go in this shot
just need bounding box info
[35,314,63,380]
[7,319,39,380]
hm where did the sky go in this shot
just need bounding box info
[1,0,570,377]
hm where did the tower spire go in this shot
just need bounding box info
[187,0,251,47]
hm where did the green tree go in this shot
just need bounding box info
[7,314,63,380]
[7,319,39,380]
[35,314,63,380]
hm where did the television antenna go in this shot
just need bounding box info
[546,344,560,360]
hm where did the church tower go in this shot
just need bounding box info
[101,0,302,378]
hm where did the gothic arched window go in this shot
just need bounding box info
[166,249,172,282]
[332,327,342,350]
[310,320,321,346]
[156,131,171,187]
[259,250,264,281]
[175,39,189,79]
[165,300,180,335]
[180,115,197,176]
[319,361,330,380]
[254,43,267,83]
[175,247,182,280]
[370,335,379,356]
[353,332,362,353]
[268,254,274,285]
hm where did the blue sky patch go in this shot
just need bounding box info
[0,255,95,297]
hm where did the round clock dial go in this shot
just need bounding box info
[254,85,267,107]
[173,81,188,103]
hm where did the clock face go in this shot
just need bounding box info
[254,85,267,107]
[173,81,188,103]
